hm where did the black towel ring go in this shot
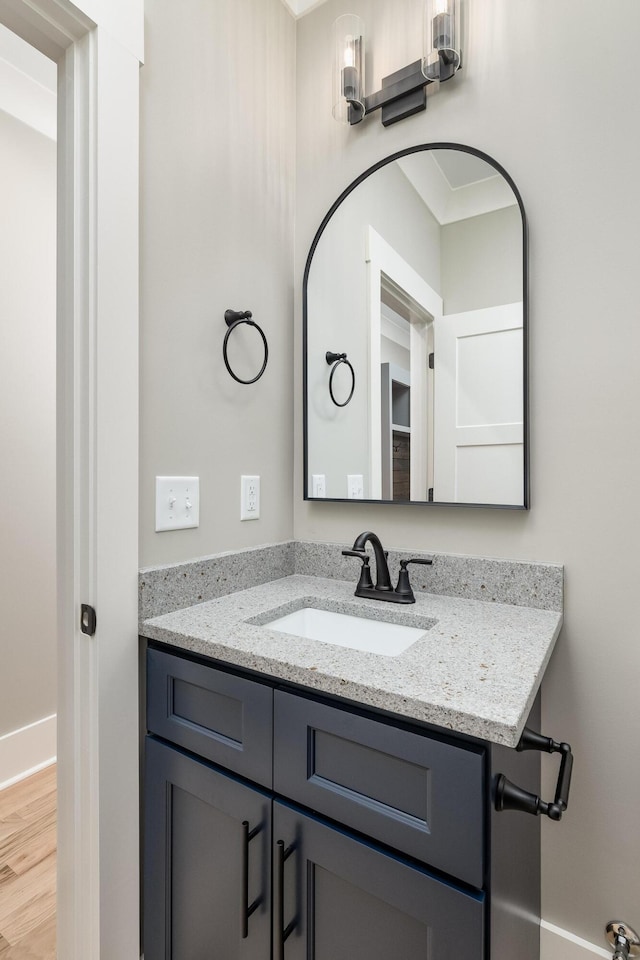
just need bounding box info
[223,309,269,385]
[326,351,355,407]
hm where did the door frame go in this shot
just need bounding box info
[0,1,141,957]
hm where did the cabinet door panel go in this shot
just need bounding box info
[273,801,484,960]
[274,691,484,886]
[144,736,271,960]
[147,648,273,786]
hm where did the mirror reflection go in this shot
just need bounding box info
[304,145,527,507]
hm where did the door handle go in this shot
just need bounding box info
[241,820,263,939]
[276,839,297,960]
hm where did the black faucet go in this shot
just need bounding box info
[342,531,433,604]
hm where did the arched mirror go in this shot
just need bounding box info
[303,143,528,508]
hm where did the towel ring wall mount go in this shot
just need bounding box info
[223,309,269,385]
[326,351,355,407]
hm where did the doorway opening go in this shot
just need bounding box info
[365,223,441,501]
[0,4,142,956]
[0,21,57,957]
[379,276,434,501]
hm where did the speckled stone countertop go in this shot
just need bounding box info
[141,574,562,747]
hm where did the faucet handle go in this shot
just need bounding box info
[342,549,374,592]
[342,549,369,560]
[395,557,434,602]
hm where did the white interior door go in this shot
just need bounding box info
[433,302,523,504]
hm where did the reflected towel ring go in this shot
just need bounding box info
[223,309,269,385]
[326,351,355,407]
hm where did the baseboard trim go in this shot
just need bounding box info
[0,713,57,791]
[541,920,610,959]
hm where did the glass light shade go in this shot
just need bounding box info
[422,0,460,82]
[332,15,365,124]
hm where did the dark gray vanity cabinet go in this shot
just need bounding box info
[144,644,541,960]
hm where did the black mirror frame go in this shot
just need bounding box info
[302,142,529,510]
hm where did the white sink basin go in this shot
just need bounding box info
[263,606,428,657]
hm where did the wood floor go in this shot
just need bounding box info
[0,765,56,959]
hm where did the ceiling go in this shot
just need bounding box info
[397,152,518,225]
[433,151,499,190]
[281,0,329,18]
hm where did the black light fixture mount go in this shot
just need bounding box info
[332,1,461,128]
[350,59,432,128]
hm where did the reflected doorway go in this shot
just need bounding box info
[379,278,434,501]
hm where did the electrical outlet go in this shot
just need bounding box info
[155,477,199,531]
[347,474,364,499]
[241,475,260,520]
[312,474,326,497]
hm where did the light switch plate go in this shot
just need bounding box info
[155,477,200,531]
[241,475,260,520]
[347,474,364,499]
[312,474,326,497]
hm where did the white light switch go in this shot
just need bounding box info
[312,474,326,497]
[347,474,364,499]
[241,475,260,520]
[155,477,200,531]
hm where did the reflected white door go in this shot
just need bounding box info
[433,302,523,504]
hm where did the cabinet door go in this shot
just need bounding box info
[273,802,484,960]
[144,736,271,960]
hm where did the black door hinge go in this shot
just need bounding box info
[81,604,97,636]
[428,352,434,369]
[428,487,434,502]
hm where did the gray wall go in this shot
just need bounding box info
[294,0,640,946]
[140,0,296,566]
[0,109,56,736]
[441,205,522,314]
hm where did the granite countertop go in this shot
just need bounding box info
[141,573,562,747]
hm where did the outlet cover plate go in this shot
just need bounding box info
[312,474,326,497]
[156,476,200,532]
[241,475,260,521]
[347,474,364,499]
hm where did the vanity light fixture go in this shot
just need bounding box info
[332,0,461,127]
